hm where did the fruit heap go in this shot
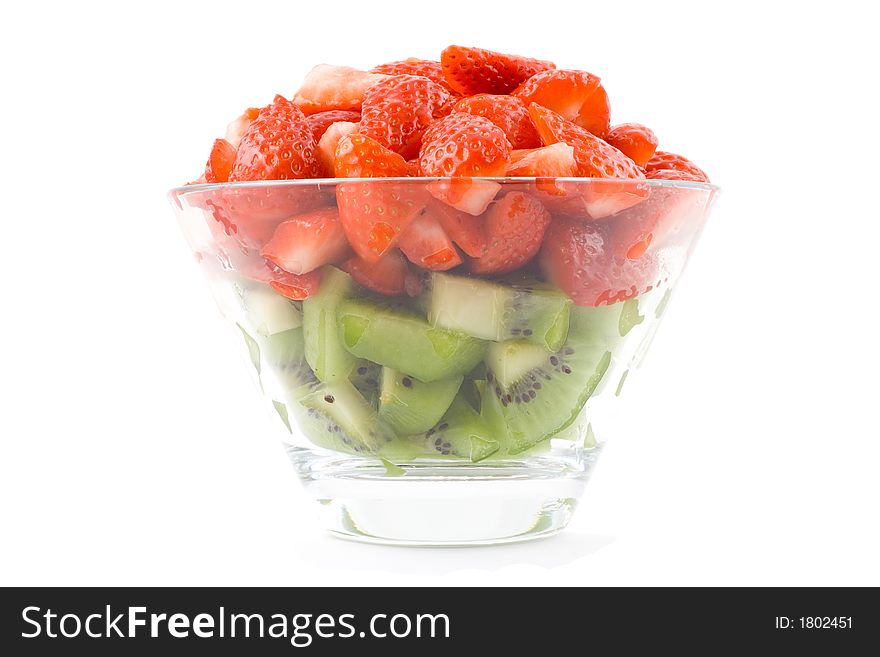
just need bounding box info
[186,45,711,460]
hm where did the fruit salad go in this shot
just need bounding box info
[173,45,713,464]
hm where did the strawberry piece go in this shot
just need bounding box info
[646,168,704,182]
[341,250,410,296]
[528,104,647,218]
[261,207,351,275]
[334,134,426,262]
[229,95,322,182]
[405,159,421,177]
[470,192,551,275]
[426,179,502,216]
[453,94,540,149]
[224,107,260,149]
[293,65,389,114]
[204,138,236,183]
[420,113,512,177]
[645,151,709,182]
[371,58,455,93]
[238,258,322,300]
[606,123,658,167]
[514,70,610,137]
[316,121,359,176]
[305,109,361,141]
[398,209,463,270]
[539,216,658,307]
[358,75,452,159]
[420,199,487,257]
[506,142,577,177]
[440,45,554,96]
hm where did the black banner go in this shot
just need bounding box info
[1,587,875,653]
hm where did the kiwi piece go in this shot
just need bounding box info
[378,369,462,435]
[258,327,318,397]
[481,303,625,454]
[291,380,394,455]
[303,267,357,383]
[241,283,302,336]
[382,393,499,462]
[349,360,382,408]
[337,298,486,382]
[428,272,572,351]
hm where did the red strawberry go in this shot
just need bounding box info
[293,65,389,114]
[453,94,540,149]
[514,70,610,137]
[204,138,236,183]
[341,250,411,296]
[358,75,452,159]
[426,178,502,216]
[316,120,359,176]
[420,113,512,177]
[440,45,554,96]
[646,168,703,182]
[528,104,647,219]
[539,216,658,307]
[398,209,463,270]
[420,199,487,257]
[229,95,322,181]
[334,134,426,262]
[224,107,260,148]
[470,192,551,275]
[505,142,577,177]
[240,257,323,300]
[645,151,709,182]
[305,109,361,141]
[606,123,658,167]
[261,207,351,275]
[371,58,455,93]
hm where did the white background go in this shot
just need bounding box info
[1,0,878,586]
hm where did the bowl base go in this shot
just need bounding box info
[288,447,598,546]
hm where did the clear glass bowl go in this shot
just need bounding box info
[168,177,717,545]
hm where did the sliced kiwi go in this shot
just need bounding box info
[242,283,302,336]
[337,298,486,382]
[303,267,357,383]
[349,360,382,408]
[378,368,462,435]
[428,272,572,351]
[387,393,499,462]
[481,303,626,454]
[290,380,394,455]
[260,327,317,396]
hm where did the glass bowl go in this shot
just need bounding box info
[168,177,717,545]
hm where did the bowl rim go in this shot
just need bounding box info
[168,176,719,197]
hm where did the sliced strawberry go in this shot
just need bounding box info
[358,75,452,159]
[316,121,359,176]
[606,123,658,167]
[305,109,361,141]
[419,113,512,177]
[405,159,421,177]
[229,95,322,181]
[470,192,551,275]
[241,258,323,300]
[645,151,710,182]
[204,138,236,183]
[420,199,487,257]
[371,58,455,93]
[341,250,410,296]
[398,210,463,271]
[539,216,658,307]
[528,103,647,219]
[293,65,390,114]
[514,70,610,137]
[506,142,577,177]
[440,45,554,96]
[261,207,350,275]
[646,168,704,182]
[426,179,502,216]
[224,107,260,149]
[334,134,426,262]
[453,94,540,149]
